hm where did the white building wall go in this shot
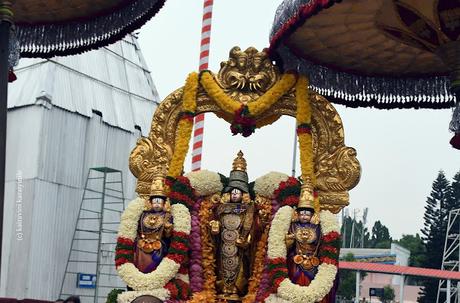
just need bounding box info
[2,105,144,300]
[1,35,158,301]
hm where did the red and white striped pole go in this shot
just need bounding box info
[191,0,213,171]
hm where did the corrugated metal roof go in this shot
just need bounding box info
[8,35,158,136]
[340,261,460,280]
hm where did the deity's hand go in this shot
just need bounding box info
[236,236,250,248]
[164,222,173,237]
[258,209,270,225]
[209,220,220,235]
[285,233,295,248]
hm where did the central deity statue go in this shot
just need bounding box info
[209,151,256,301]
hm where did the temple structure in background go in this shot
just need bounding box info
[1,35,159,301]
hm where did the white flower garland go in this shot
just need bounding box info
[117,200,191,291]
[267,207,340,303]
[254,172,290,198]
[185,170,223,196]
[118,197,145,240]
[265,294,291,303]
[117,288,171,303]
[267,206,293,258]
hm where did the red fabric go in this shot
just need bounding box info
[450,133,460,150]
[8,70,16,83]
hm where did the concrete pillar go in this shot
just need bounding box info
[399,275,405,303]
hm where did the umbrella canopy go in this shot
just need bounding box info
[269,0,460,110]
[12,0,166,58]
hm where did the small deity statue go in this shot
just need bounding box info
[209,151,256,301]
[285,179,321,286]
[134,174,173,273]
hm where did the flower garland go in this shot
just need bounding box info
[295,75,320,212]
[168,72,198,178]
[168,176,196,211]
[265,206,340,303]
[273,176,302,207]
[242,195,272,303]
[115,198,191,297]
[253,172,290,199]
[185,170,223,197]
[200,71,297,137]
[188,196,217,302]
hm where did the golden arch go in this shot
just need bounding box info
[129,47,361,213]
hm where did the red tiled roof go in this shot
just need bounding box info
[340,261,460,280]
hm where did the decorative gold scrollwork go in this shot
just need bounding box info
[129,46,361,212]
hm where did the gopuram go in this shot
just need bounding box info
[114,46,361,303]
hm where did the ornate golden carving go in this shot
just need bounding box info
[129,46,361,212]
[217,46,279,103]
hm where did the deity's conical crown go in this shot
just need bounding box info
[224,151,249,193]
[298,177,315,210]
[232,150,247,172]
[150,168,167,197]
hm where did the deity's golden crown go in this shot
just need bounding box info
[232,150,247,172]
[150,169,167,197]
[298,177,314,210]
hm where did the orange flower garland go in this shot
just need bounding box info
[200,71,297,136]
[189,197,217,302]
[168,72,199,178]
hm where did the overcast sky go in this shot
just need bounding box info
[137,0,460,239]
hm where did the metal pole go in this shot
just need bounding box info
[399,275,405,303]
[448,279,452,303]
[355,270,360,303]
[94,171,107,303]
[0,1,13,282]
[191,0,214,171]
[291,120,297,176]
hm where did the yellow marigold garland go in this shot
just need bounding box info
[168,72,198,178]
[200,71,297,116]
[295,75,320,212]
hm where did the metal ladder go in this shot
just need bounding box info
[437,208,460,303]
[59,167,126,303]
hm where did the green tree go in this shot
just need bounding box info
[419,171,455,303]
[379,285,395,303]
[395,234,425,267]
[369,220,392,248]
[452,171,460,209]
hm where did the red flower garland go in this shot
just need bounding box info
[230,105,257,137]
[273,176,301,207]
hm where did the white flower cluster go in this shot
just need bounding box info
[253,172,290,198]
[277,263,338,303]
[267,206,293,259]
[118,197,145,240]
[171,203,192,234]
[185,170,223,196]
[117,259,180,291]
[319,210,340,234]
